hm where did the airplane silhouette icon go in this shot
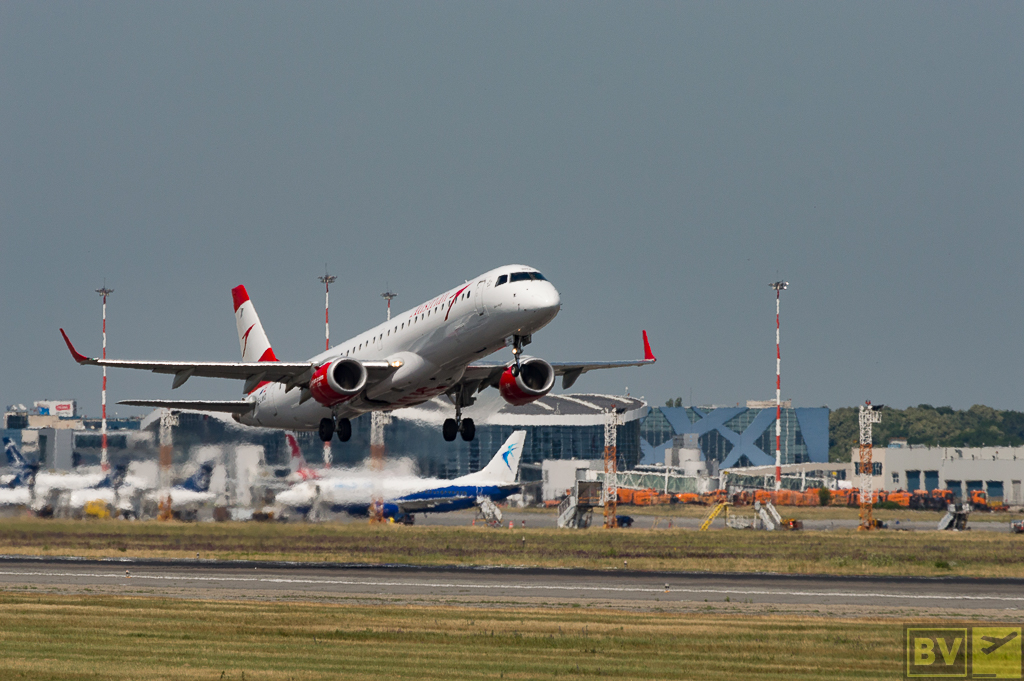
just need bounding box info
[980,631,1019,656]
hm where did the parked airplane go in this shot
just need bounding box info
[144,463,216,517]
[275,431,526,523]
[285,433,323,483]
[0,439,37,507]
[61,265,655,443]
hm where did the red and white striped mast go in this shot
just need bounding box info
[317,268,336,467]
[381,289,397,321]
[769,280,788,491]
[318,267,336,351]
[96,284,114,472]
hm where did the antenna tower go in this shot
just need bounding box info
[858,401,884,531]
[317,267,337,351]
[96,284,114,472]
[769,281,788,490]
[381,289,398,321]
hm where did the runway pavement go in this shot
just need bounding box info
[1,557,1022,616]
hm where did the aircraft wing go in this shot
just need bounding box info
[461,330,657,391]
[61,329,398,393]
[117,399,255,414]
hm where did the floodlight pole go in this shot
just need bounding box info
[769,281,788,491]
[317,267,337,352]
[381,290,397,321]
[96,285,114,472]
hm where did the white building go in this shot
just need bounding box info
[849,444,1024,504]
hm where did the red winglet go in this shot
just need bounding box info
[642,330,656,362]
[231,285,250,312]
[60,329,91,364]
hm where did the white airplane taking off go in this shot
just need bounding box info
[61,265,655,443]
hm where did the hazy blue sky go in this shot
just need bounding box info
[2,2,1021,418]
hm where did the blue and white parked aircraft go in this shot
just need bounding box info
[275,431,526,523]
[0,438,38,507]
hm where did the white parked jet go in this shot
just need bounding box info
[61,265,654,443]
[276,431,526,522]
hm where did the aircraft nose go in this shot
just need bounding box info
[528,283,561,316]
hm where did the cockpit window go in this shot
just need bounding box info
[508,271,546,283]
[495,274,508,286]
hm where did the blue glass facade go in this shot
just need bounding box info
[640,405,829,468]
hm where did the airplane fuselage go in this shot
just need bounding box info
[239,264,560,430]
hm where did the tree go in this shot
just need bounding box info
[818,487,832,507]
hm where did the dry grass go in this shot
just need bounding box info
[1,518,1023,578]
[0,592,908,680]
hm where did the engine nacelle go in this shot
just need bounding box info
[499,357,555,406]
[309,358,368,407]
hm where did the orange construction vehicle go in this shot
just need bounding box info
[675,493,702,505]
[970,490,990,511]
[887,491,912,507]
[930,489,954,510]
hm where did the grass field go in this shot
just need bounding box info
[1,518,1023,577]
[0,592,912,680]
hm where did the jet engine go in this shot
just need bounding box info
[498,357,555,406]
[309,358,368,406]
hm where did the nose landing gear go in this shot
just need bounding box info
[509,334,531,377]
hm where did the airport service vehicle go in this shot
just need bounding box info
[61,265,655,443]
[275,431,526,523]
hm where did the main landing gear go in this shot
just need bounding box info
[443,397,475,442]
[319,417,352,443]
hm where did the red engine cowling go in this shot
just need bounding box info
[309,358,368,407]
[499,357,555,406]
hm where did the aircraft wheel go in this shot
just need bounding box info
[460,418,476,442]
[336,418,352,442]
[318,418,335,442]
[442,418,459,441]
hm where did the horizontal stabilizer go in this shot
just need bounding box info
[117,400,255,414]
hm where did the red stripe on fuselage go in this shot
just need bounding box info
[444,285,471,321]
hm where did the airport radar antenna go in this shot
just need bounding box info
[381,288,398,321]
[769,281,788,491]
[317,266,337,352]
[95,284,114,472]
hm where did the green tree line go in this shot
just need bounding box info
[828,404,1024,462]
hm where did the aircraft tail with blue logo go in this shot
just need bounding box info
[464,431,526,485]
[3,437,30,469]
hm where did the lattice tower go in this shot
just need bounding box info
[858,402,883,531]
[603,406,620,529]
